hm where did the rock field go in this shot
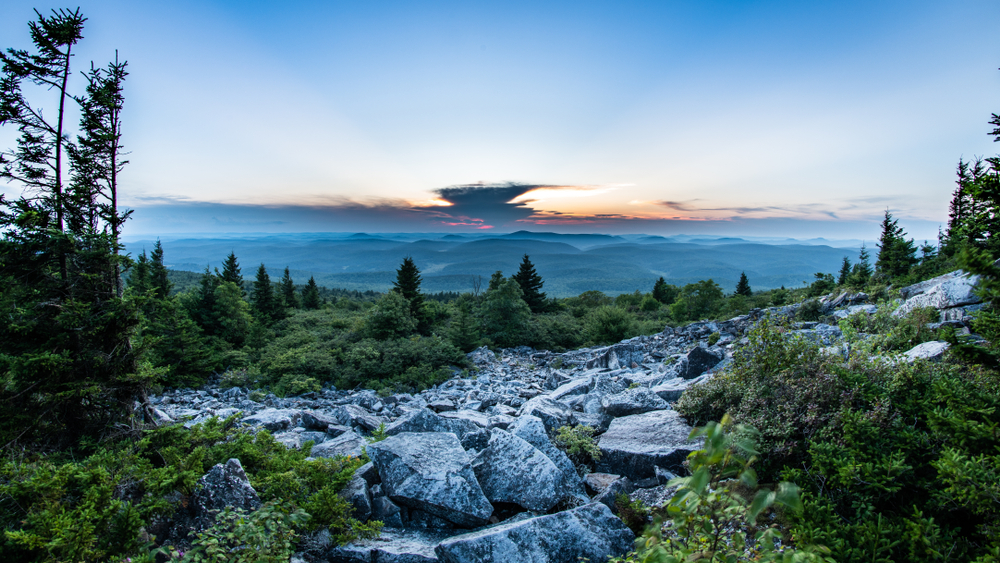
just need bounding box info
[149,267,987,563]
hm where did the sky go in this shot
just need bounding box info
[1,0,998,240]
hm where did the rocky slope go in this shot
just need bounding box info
[149,267,986,563]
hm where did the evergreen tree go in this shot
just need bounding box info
[149,239,171,299]
[218,251,243,292]
[187,267,220,335]
[488,270,505,291]
[130,250,151,295]
[837,256,852,286]
[0,10,148,445]
[652,277,679,305]
[512,254,548,313]
[448,297,480,352]
[478,279,532,347]
[734,272,752,296]
[302,276,321,309]
[393,257,426,325]
[362,291,416,339]
[849,243,873,287]
[252,263,280,321]
[875,210,918,280]
[280,267,298,308]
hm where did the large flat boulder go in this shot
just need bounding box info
[243,408,302,432]
[516,397,576,432]
[896,271,981,317]
[385,408,479,440]
[323,527,451,563]
[585,342,645,370]
[367,432,493,528]
[600,387,669,417]
[310,429,366,459]
[434,503,634,563]
[472,429,565,512]
[596,410,699,481]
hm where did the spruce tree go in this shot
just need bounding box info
[187,267,220,335]
[488,270,505,291]
[130,250,151,295]
[393,257,426,322]
[218,251,243,292]
[875,210,917,280]
[849,243,873,287]
[652,277,678,304]
[734,272,752,296]
[149,239,171,300]
[302,276,321,309]
[448,298,480,352]
[252,263,278,321]
[280,267,298,308]
[512,254,547,313]
[838,256,852,285]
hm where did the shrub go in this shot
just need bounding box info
[554,425,601,468]
[615,493,650,536]
[796,299,822,321]
[586,305,635,344]
[707,331,721,346]
[610,416,830,563]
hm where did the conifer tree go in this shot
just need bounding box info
[252,263,279,321]
[849,243,873,287]
[734,272,752,296]
[488,270,505,291]
[393,257,426,322]
[218,251,243,292]
[838,256,852,285]
[130,250,151,295]
[478,279,532,347]
[512,254,548,313]
[652,277,678,304]
[875,210,918,280]
[280,267,298,308]
[302,276,321,309]
[187,267,220,335]
[149,239,171,300]
[449,298,480,352]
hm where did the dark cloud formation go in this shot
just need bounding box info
[427,182,555,228]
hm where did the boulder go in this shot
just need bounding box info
[548,377,593,402]
[596,410,699,481]
[310,429,366,459]
[507,415,588,503]
[324,528,451,563]
[472,429,565,512]
[301,410,339,431]
[338,475,372,522]
[273,430,327,449]
[385,408,479,440]
[677,346,724,380]
[592,476,634,513]
[367,432,493,528]
[903,341,950,362]
[600,387,669,417]
[242,408,301,432]
[334,404,383,432]
[434,503,634,563]
[517,397,576,432]
[896,271,981,318]
[585,342,645,370]
[185,458,261,532]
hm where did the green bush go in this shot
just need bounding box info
[586,305,636,344]
[0,417,377,563]
[554,425,601,468]
[610,416,830,563]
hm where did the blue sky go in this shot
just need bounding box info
[1,0,998,239]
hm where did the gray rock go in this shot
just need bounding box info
[242,408,302,432]
[460,428,491,453]
[650,378,694,403]
[439,409,490,429]
[517,397,576,432]
[549,376,593,402]
[896,270,981,318]
[183,458,261,533]
[367,432,493,528]
[507,415,588,503]
[310,429,366,458]
[832,304,878,319]
[600,387,669,417]
[274,430,327,449]
[791,324,843,345]
[472,429,565,512]
[372,496,405,528]
[586,342,645,370]
[678,346,724,379]
[596,410,699,481]
[902,341,950,362]
[301,410,339,431]
[434,503,634,563]
[324,528,450,563]
[385,408,479,440]
[335,404,383,432]
[356,461,381,487]
[592,476,634,513]
[573,412,612,433]
[428,398,457,412]
[339,475,372,522]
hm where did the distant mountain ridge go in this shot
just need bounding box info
[124,231,859,297]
